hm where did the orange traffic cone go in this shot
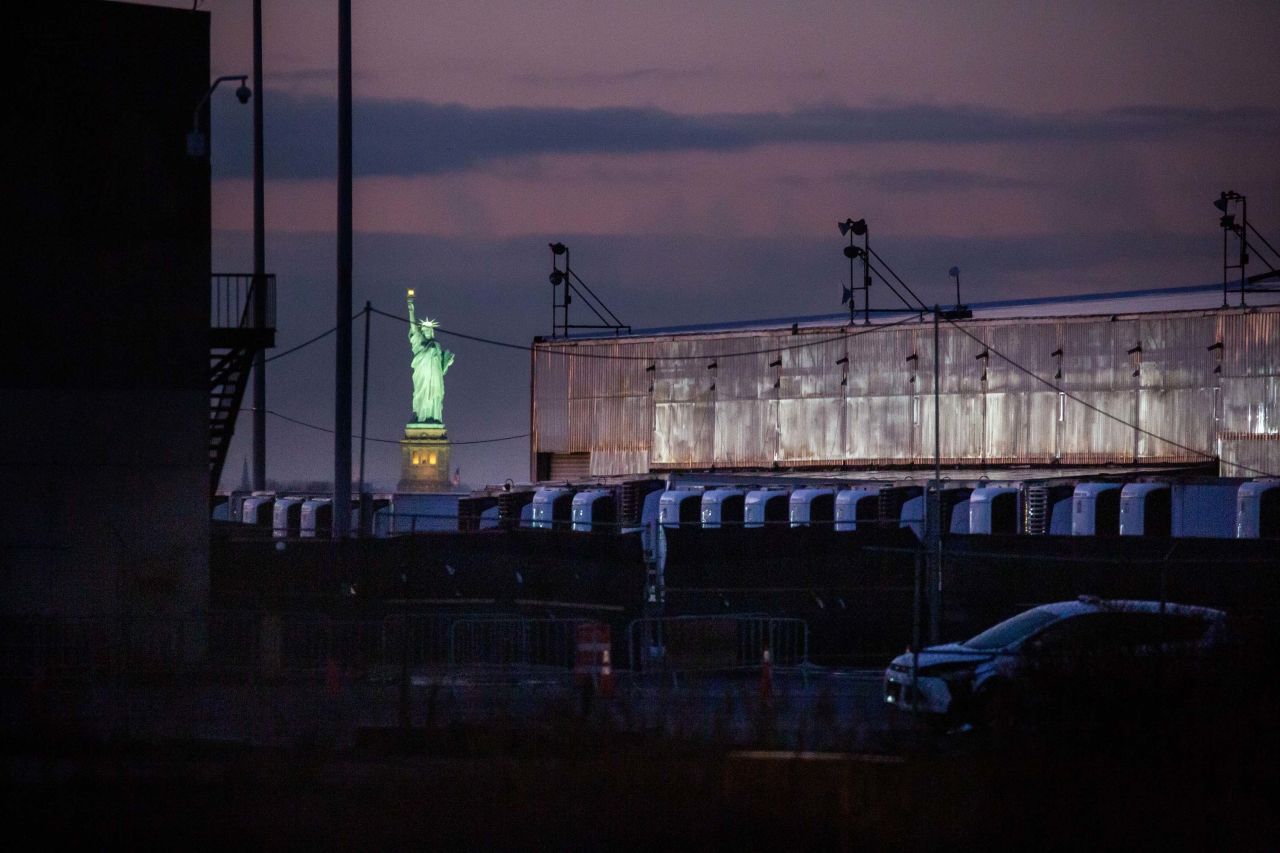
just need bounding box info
[760,646,773,706]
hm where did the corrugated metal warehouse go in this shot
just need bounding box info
[530,286,1280,481]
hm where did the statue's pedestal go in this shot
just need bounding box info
[397,424,453,492]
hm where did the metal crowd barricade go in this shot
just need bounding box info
[628,614,810,679]
[448,617,588,672]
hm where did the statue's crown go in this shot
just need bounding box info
[419,317,439,330]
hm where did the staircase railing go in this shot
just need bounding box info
[211,273,276,331]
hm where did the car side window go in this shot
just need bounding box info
[1034,613,1140,652]
[1033,613,1108,651]
[1035,612,1210,654]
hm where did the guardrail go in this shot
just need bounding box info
[211,272,276,330]
[627,614,809,677]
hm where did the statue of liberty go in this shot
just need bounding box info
[407,291,454,425]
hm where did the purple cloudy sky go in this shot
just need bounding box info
[153,0,1280,489]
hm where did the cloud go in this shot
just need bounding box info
[865,169,1037,193]
[211,95,1280,181]
[510,65,720,86]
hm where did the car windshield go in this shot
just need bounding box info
[963,608,1061,650]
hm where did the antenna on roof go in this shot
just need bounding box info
[940,266,972,320]
[1214,191,1280,308]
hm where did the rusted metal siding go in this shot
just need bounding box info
[530,307,1280,479]
[590,448,650,477]
[531,347,571,453]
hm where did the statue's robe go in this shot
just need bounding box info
[410,330,452,423]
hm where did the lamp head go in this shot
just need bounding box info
[843,246,862,259]
[235,82,252,104]
[549,270,565,285]
[549,242,567,256]
[849,218,867,236]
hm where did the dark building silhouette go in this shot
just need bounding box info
[4,3,212,629]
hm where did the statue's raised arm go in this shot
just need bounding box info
[407,294,421,345]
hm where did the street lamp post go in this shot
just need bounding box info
[186,75,251,158]
[251,0,268,492]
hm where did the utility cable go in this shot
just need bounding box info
[942,317,1278,479]
[369,305,919,361]
[263,309,364,363]
[244,407,528,446]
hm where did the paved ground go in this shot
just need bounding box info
[3,664,908,752]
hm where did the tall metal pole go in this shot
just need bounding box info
[333,0,353,539]
[862,230,871,326]
[251,0,267,491]
[358,302,371,536]
[562,246,571,337]
[930,305,943,642]
[848,232,856,325]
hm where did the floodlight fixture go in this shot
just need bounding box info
[549,242,567,255]
[1213,190,1242,213]
[843,245,863,259]
[549,270,565,285]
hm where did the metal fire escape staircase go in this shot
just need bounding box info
[209,273,275,495]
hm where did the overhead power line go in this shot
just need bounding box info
[263,309,364,363]
[245,407,528,446]
[249,298,1274,477]
[942,317,1277,479]
[369,305,919,361]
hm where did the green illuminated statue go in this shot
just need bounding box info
[407,290,454,425]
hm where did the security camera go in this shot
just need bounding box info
[235,83,252,104]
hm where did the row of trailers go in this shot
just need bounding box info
[216,493,393,538]
[468,476,1280,541]
[217,477,1280,541]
